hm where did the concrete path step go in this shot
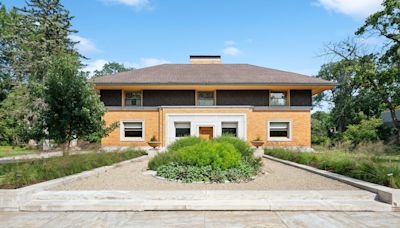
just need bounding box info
[20,190,393,212]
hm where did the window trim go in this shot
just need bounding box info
[196,91,216,106]
[267,120,292,142]
[269,91,288,106]
[124,90,143,107]
[120,120,145,142]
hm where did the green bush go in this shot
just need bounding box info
[150,141,242,171]
[0,150,146,189]
[174,141,242,170]
[149,136,261,183]
[344,118,382,146]
[213,135,253,157]
[167,137,204,152]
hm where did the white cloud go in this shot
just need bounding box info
[100,0,150,9]
[224,40,235,46]
[316,0,383,18]
[222,46,241,56]
[70,35,99,54]
[83,59,109,75]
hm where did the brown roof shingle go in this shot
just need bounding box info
[93,64,334,85]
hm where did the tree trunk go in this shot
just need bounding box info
[63,140,71,156]
[388,108,400,144]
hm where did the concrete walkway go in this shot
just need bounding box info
[1,211,400,227]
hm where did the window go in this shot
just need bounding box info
[222,122,238,137]
[121,121,143,141]
[175,122,191,138]
[270,92,287,106]
[125,91,142,106]
[268,122,290,141]
[197,91,215,106]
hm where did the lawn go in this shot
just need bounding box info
[264,148,400,189]
[0,150,146,189]
[0,146,38,158]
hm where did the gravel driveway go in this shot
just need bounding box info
[51,157,358,191]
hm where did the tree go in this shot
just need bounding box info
[9,0,79,82]
[44,53,114,155]
[93,62,132,77]
[355,0,400,143]
[311,111,333,145]
[344,118,383,146]
[356,0,400,65]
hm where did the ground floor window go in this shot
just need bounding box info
[222,122,238,137]
[175,122,191,138]
[122,121,143,140]
[268,121,290,140]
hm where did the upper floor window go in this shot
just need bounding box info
[197,91,215,106]
[270,92,287,106]
[125,91,142,106]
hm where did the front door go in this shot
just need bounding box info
[199,127,213,140]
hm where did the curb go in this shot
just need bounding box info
[263,154,400,210]
[0,155,148,211]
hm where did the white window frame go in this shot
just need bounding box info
[120,120,145,142]
[267,120,292,142]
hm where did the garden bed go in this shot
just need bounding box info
[264,148,400,189]
[148,136,261,183]
[0,150,146,189]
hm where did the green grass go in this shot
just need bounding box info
[0,146,38,158]
[0,150,146,189]
[265,148,400,189]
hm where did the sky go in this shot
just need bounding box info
[2,0,384,76]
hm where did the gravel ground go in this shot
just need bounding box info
[51,157,358,191]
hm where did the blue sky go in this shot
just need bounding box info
[3,0,383,76]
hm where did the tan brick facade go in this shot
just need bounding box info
[102,108,311,148]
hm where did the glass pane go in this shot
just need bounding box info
[198,92,215,106]
[222,128,237,137]
[175,122,190,128]
[222,122,238,128]
[125,130,142,138]
[270,130,288,137]
[124,122,142,128]
[270,122,289,129]
[125,92,141,106]
[270,92,287,106]
[176,128,191,137]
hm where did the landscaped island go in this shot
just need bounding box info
[265,148,400,188]
[148,136,262,183]
[0,150,146,189]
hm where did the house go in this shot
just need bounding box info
[94,56,335,149]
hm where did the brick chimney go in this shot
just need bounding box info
[189,55,221,64]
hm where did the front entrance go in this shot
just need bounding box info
[199,127,213,140]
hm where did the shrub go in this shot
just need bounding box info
[344,118,382,146]
[174,141,242,170]
[167,137,204,152]
[150,141,242,171]
[213,135,253,157]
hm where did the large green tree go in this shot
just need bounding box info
[93,62,132,77]
[355,0,400,142]
[44,53,113,155]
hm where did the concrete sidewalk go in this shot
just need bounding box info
[1,211,400,227]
